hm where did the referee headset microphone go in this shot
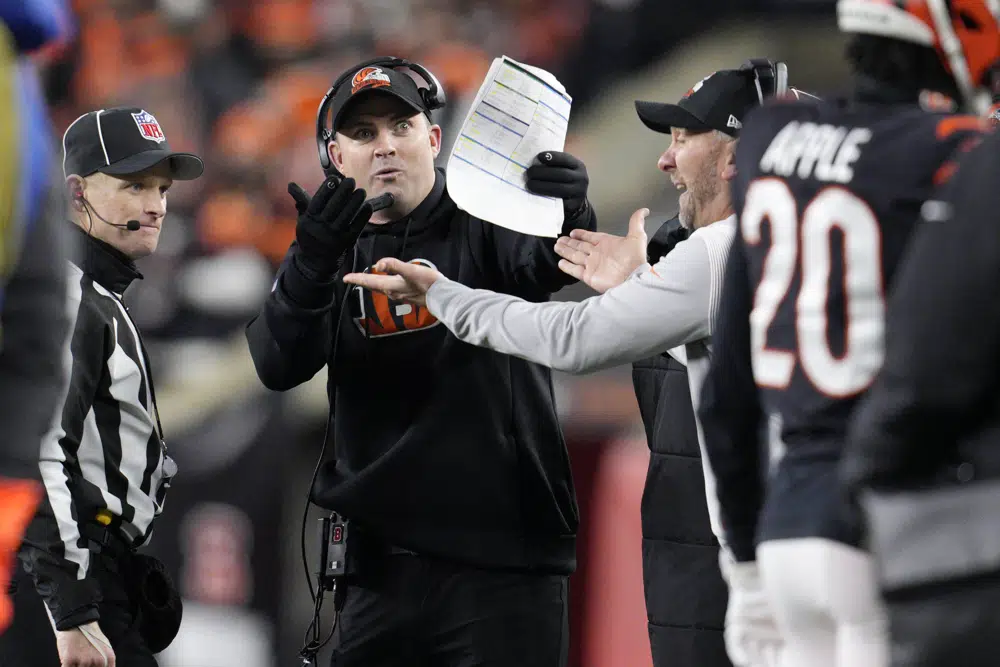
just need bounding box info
[73,189,142,232]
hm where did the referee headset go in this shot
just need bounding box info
[315,56,448,177]
[297,57,448,664]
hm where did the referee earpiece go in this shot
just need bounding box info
[69,182,86,211]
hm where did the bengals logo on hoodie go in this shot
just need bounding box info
[352,258,440,337]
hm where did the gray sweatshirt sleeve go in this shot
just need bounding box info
[425,230,721,374]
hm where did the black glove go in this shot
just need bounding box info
[288,176,373,278]
[524,151,589,218]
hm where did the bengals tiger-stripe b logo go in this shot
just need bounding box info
[351,66,391,95]
[352,258,440,337]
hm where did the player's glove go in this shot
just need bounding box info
[524,151,590,219]
[288,176,374,279]
[720,553,784,667]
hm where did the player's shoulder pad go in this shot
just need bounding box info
[921,111,990,186]
[928,111,990,140]
[925,127,1000,222]
[953,124,1000,180]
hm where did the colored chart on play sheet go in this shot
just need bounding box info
[447,55,573,238]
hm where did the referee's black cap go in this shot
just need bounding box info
[62,107,204,180]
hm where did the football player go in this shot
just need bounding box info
[0,0,73,638]
[843,105,1000,667]
[697,1,999,666]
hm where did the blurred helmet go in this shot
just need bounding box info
[837,0,1000,111]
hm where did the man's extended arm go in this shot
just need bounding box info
[246,177,372,392]
[487,151,598,296]
[427,225,731,374]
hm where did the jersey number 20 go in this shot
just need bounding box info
[742,178,885,398]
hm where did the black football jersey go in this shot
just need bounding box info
[731,98,986,450]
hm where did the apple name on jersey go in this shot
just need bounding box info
[757,121,872,184]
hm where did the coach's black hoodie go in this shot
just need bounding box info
[247,170,595,574]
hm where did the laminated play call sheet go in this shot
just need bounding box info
[446,56,573,237]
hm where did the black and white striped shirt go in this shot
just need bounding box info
[21,226,174,630]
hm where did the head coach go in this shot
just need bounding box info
[244,56,597,667]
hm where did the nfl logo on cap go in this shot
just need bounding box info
[131,110,166,143]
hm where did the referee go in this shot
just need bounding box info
[2,107,203,667]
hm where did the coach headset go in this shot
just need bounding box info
[315,56,448,176]
[741,57,790,104]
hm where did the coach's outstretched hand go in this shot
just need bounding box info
[343,258,445,308]
[554,207,650,293]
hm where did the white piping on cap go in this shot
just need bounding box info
[94,109,110,167]
[61,111,90,178]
